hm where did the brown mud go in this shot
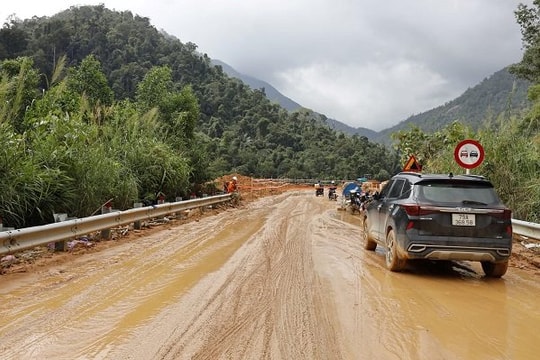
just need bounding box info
[1,184,539,359]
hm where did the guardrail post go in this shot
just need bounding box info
[0,216,15,232]
[100,201,113,239]
[53,213,68,251]
[133,202,143,230]
[0,216,11,232]
[201,193,209,211]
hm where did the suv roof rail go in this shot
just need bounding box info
[397,171,423,177]
[461,174,486,179]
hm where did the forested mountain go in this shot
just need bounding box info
[0,5,400,227]
[327,118,378,139]
[212,59,377,139]
[0,5,398,176]
[211,59,302,112]
[214,56,529,143]
[374,68,531,143]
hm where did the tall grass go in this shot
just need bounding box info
[1,58,193,228]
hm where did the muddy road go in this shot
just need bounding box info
[1,190,539,359]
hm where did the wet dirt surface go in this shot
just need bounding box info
[1,190,540,359]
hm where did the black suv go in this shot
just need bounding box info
[362,172,512,277]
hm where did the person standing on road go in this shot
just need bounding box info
[226,176,240,205]
[227,176,238,193]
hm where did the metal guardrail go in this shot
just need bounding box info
[1,193,538,256]
[512,219,540,241]
[0,194,232,256]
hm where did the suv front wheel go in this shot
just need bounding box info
[385,230,407,271]
[481,261,509,278]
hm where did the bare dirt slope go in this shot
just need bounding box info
[1,190,539,359]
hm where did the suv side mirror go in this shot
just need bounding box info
[372,191,381,200]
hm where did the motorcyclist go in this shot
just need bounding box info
[328,180,338,200]
[315,180,324,196]
[349,189,362,213]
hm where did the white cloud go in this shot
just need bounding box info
[277,60,450,130]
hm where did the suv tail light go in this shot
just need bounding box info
[506,224,513,237]
[401,204,438,216]
[489,208,512,219]
[502,209,513,236]
[402,204,438,231]
[487,208,513,236]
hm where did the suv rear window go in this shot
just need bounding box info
[416,180,501,205]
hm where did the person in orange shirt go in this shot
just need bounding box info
[226,176,238,193]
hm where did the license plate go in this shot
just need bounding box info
[452,213,475,226]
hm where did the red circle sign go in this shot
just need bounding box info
[454,139,484,169]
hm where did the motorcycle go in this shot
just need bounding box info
[349,191,368,214]
[328,187,338,201]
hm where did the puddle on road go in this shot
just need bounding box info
[367,268,539,359]
[320,201,540,360]
[330,207,362,224]
[88,215,267,351]
[0,212,268,359]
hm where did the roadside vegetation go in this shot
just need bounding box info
[0,57,198,227]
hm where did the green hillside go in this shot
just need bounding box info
[374,68,531,143]
[0,5,399,227]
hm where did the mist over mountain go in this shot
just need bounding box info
[212,59,302,112]
[216,60,531,143]
[212,59,380,139]
[373,67,531,143]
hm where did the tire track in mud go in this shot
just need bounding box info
[317,216,440,359]
[153,198,286,359]
[309,207,446,360]
[155,192,344,359]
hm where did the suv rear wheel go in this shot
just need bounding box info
[362,218,377,251]
[385,230,407,271]
[481,261,508,278]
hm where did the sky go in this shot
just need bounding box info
[0,0,534,131]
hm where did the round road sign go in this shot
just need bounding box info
[454,139,484,169]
